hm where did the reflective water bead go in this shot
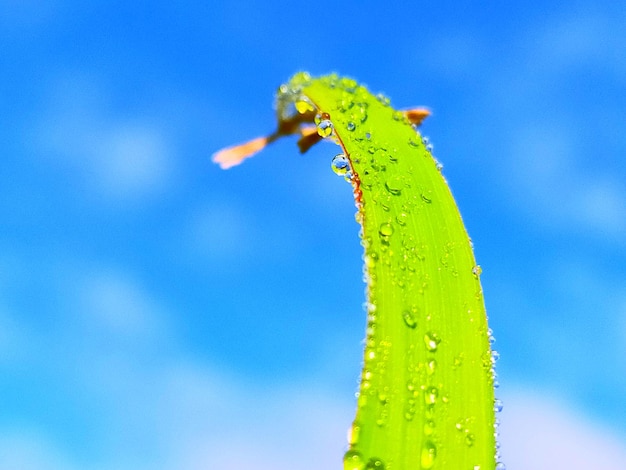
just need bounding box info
[472,265,483,278]
[420,440,437,469]
[396,212,408,226]
[402,310,417,329]
[384,175,403,195]
[494,399,503,413]
[346,121,357,131]
[424,331,441,352]
[491,350,500,363]
[295,96,315,114]
[379,223,394,240]
[343,450,365,470]
[424,386,438,405]
[365,458,385,470]
[495,463,506,470]
[317,119,334,137]
[331,154,351,176]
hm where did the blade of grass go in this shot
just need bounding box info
[215,72,499,470]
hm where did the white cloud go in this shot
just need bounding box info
[77,269,168,341]
[499,388,626,469]
[0,432,77,470]
[186,203,251,261]
[36,74,173,203]
[507,122,626,238]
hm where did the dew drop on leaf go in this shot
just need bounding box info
[494,399,503,413]
[423,419,435,435]
[365,458,385,470]
[384,175,403,195]
[343,450,365,470]
[472,265,483,278]
[346,121,357,131]
[317,119,334,137]
[378,222,394,241]
[396,211,408,226]
[295,96,315,114]
[420,440,437,469]
[402,310,417,329]
[424,331,441,352]
[331,154,351,176]
[424,386,439,405]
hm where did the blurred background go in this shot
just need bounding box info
[2,1,625,468]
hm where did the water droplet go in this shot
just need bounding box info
[317,119,334,137]
[343,450,365,470]
[474,466,481,470]
[365,458,385,470]
[495,463,506,470]
[295,96,315,114]
[384,175,403,195]
[423,420,435,435]
[426,359,437,375]
[421,192,432,204]
[378,223,394,242]
[396,212,409,226]
[465,433,476,447]
[402,310,417,329]
[491,350,500,363]
[331,154,351,176]
[494,399,504,413]
[346,121,357,131]
[472,265,483,278]
[424,386,438,405]
[424,331,441,352]
[420,440,437,469]
[453,353,465,368]
[376,93,391,106]
[347,422,360,445]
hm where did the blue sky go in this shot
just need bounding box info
[2,1,626,468]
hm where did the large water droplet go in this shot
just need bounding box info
[332,154,351,176]
[346,121,357,131]
[317,119,334,137]
[343,450,365,470]
[424,331,441,352]
[495,463,506,470]
[420,440,437,469]
[295,96,315,114]
[384,175,403,195]
[378,223,394,242]
[426,359,437,375]
[365,458,385,470]
[465,433,476,447]
[424,386,438,405]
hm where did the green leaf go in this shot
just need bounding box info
[215,72,498,470]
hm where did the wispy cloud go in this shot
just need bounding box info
[35,74,173,203]
[500,388,626,469]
